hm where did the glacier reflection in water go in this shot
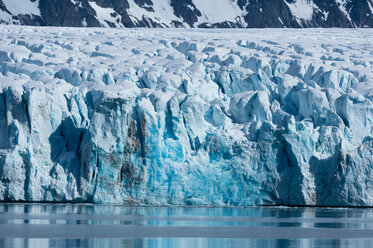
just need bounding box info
[0,204,373,247]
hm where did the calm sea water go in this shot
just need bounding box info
[0,204,373,247]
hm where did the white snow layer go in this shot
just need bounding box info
[2,0,40,15]
[284,0,316,21]
[126,0,183,27]
[335,0,353,23]
[367,0,373,15]
[192,0,245,24]
[0,10,14,24]
[88,1,124,27]
[1,26,373,206]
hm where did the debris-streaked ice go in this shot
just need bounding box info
[1,26,373,206]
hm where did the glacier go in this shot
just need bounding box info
[1,26,373,206]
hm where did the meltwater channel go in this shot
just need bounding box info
[0,204,373,247]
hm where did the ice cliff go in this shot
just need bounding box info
[1,26,373,206]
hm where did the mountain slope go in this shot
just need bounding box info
[1,0,373,28]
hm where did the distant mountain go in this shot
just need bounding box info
[1,0,373,28]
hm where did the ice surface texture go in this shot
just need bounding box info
[1,27,373,206]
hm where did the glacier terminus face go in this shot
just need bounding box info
[1,26,373,206]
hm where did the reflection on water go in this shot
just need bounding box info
[0,204,373,247]
[4,239,373,248]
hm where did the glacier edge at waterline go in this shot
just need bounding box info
[1,27,373,206]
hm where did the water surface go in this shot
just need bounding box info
[0,204,373,247]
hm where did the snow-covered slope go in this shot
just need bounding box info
[1,0,373,28]
[2,0,40,16]
[1,26,373,206]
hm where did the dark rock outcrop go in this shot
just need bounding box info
[0,0,372,28]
